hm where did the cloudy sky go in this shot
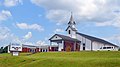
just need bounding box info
[0,0,120,47]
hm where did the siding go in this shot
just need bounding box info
[67,27,76,38]
[92,41,104,51]
[77,34,92,50]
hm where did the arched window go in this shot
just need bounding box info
[68,30,71,34]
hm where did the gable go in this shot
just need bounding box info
[67,27,72,33]
[49,34,80,42]
[66,26,75,35]
[66,26,77,31]
[50,35,62,41]
[66,26,72,31]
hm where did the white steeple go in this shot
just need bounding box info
[66,12,77,39]
[68,12,76,30]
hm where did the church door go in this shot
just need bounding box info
[66,45,71,52]
[83,43,85,50]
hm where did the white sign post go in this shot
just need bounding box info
[9,43,22,56]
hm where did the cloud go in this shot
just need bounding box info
[16,23,44,31]
[11,33,34,45]
[30,0,120,29]
[36,40,48,46]
[0,26,34,47]
[0,26,19,47]
[11,32,34,45]
[31,0,120,25]
[0,26,11,40]
[23,42,34,45]
[3,0,23,7]
[0,10,12,21]
[11,36,34,46]
[46,10,70,25]
[54,28,64,33]
[104,34,120,46]
[24,32,32,40]
[95,16,120,28]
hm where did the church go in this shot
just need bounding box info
[49,14,119,51]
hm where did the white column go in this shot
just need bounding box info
[91,41,93,51]
[50,41,52,50]
[79,43,81,51]
[58,43,60,51]
[62,40,64,51]
[74,41,76,51]
[39,46,40,52]
[58,41,64,51]
[8,45,10,53]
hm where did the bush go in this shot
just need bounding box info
[0,46,8,53]
[118,48,120,51]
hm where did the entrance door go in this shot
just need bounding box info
[76,43,80,51]
[83,43,85,50]
[66,45,71,52]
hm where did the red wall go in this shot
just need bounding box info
[22,47,39,53]
[76,43,80,51]
[64,41,74,51]
[64,41,80,51]
[36,48,39,52]
[49,41,80,52]
[22,48,28,52]
[49,47,58,51]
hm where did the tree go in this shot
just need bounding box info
[0,46,8,53]
[0,47,4,53]
[3,46,8,53]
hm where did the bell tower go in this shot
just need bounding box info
[68,12,76,29]
[66,12,77,39]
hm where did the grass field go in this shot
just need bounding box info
[0,51,120,67]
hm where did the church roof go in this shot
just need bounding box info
[68,21,76,25]
[77,32,119,47]
[65,26,77,31]
[49,34,80,42]
[22,44,39,48]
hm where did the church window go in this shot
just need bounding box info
[68,30,71,34]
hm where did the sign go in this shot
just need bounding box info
[12,52,19,56]
[9,43,22,56]
[10,43,22,52]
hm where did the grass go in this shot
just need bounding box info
[0,51,120,67]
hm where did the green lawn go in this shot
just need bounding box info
[0,51,120,67]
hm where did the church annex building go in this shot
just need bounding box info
[49,14,119,51]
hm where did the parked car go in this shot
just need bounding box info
[98,46,114,51]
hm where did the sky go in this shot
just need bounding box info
[0,0,120,47]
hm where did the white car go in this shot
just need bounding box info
[98,46,115,51]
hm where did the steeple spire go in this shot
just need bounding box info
[68,12,76,25]
[70,12,74,22]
